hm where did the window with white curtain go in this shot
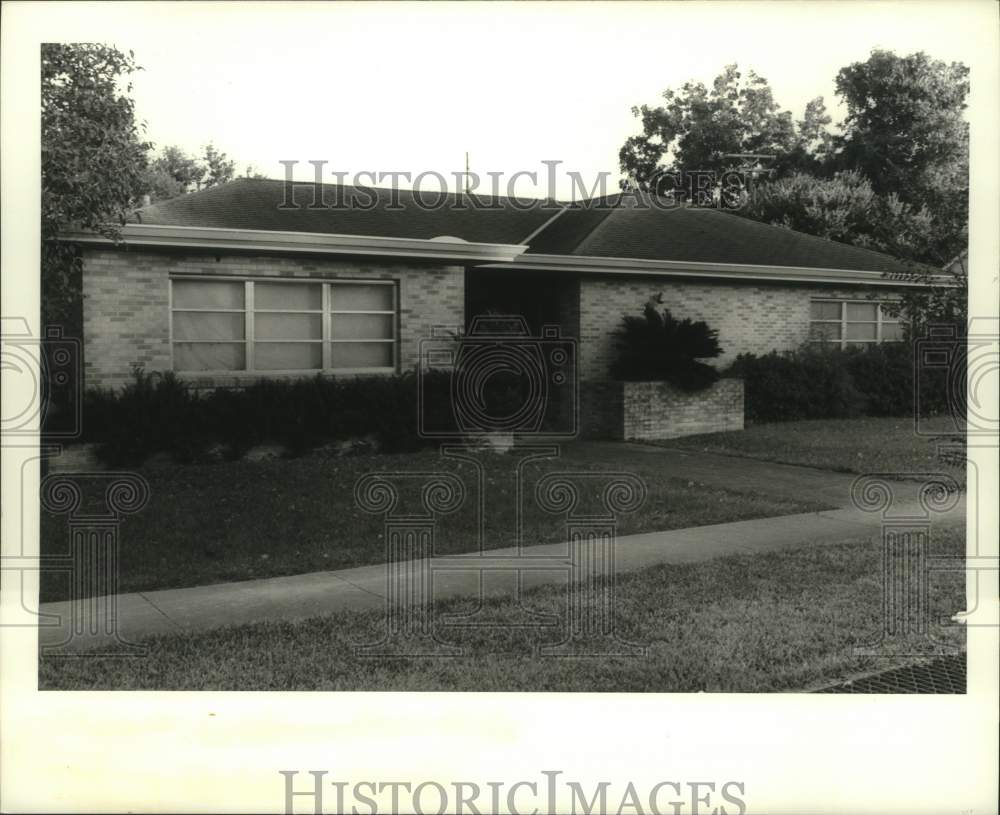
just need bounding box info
[809,299,903,348]
[171,278,396,373]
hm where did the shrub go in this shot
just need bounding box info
[82,368,208,465]
[843,343,913,416]
[82,368,459,466]
[727,342,955,423]
[611,295,723,391]
[846,341,955,418]
[726,346,865,423]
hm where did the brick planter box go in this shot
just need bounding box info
[580,378,744,441]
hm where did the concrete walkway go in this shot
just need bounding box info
[38,490,965,653]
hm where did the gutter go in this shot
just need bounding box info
[475,253,955,288]
[61,224,952,287]
[61,223,529,263]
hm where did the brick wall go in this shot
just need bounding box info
[581,379,744,440]
[623,379,744,440]
[577,276,882,382]
[81,247,465,390]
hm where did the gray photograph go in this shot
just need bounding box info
[2,2,997,814]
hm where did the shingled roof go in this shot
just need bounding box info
[525,194,920,274]
[135,179,921,275]
[135,178,560,245]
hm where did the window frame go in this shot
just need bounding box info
[170,276,398,375]
[809,298,903,349]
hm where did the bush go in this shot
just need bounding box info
[82,369,208,465]
[726,342,956,423]
[82,368,457,466]
[611,295,723,391]
[842,343,913,416]
[727,345,864,423]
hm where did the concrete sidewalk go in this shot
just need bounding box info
[37,493,965,653]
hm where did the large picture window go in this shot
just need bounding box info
[809,299,903,348]
[171,278,397,373]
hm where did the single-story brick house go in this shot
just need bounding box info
[66,178,936,437]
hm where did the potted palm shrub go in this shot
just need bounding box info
[602,294,743,440]
[611,294,723,388]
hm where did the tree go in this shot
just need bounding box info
[142,145,201,202]
[617,52,968,333]
[141,143,239,202]
[142,144,203,201]
[743,170,935,256]
[202,143,235,188]
[741,50,969,328]
[743,170,965,328]
[888,253,967,337]
[141,165,187,203]
[832,50,969,208]
[619,65,828,195]
[155,145,203,188]
[611,294,723,390]
[41,43,151,326]
[832,51,969,326]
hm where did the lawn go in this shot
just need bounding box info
[39,527,966,692]
[41,445,827,602]
[660,416,966,481]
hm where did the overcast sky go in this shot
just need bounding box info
[46,2,995,199]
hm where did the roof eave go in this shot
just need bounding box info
[61,223,528,263]
[476,253,952,288]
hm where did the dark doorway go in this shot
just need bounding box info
[465,269,577,338]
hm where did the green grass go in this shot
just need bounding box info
[39,527,966,692]
[41,446,826,602]
[661,416,966,481]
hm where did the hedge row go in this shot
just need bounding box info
[72,341,959,464]
[725,342,956,423]
[80,369,458,466]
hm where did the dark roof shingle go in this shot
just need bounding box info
[137,180,922,274]
[526,194,921,274]
[136,178,560,245]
